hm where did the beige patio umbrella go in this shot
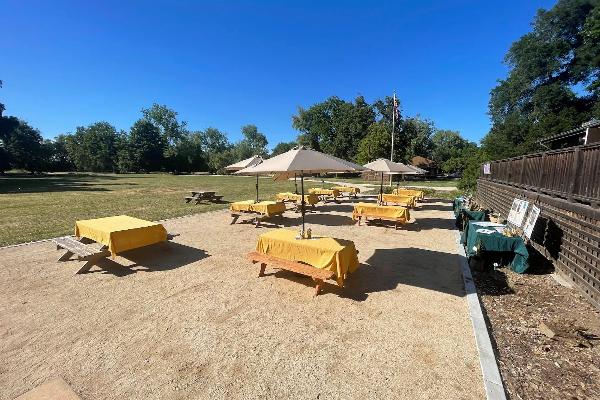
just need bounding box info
[237,147,364,235]
[224,155,263,172]
[363,158,415,202]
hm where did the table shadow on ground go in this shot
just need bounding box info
[84,242,209,276]
[333,247,466,301]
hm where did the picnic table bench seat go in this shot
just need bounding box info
[52,236,111,274]
[247,251,335,296]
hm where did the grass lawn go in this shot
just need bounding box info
[0,173,324,247]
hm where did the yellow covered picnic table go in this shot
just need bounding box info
[330,186,360,195]
[309,188,340,198]
[230,200,286,217]
[393,188,424,200]
[75,215,168,257]
[352,202,411,229]
[256,228,359,286]
[276,192,320,206]
[378,193,417,207]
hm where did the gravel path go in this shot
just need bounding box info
[0,198,483,400]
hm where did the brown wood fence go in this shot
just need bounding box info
[476,143,600,308]
[480,143,600,207]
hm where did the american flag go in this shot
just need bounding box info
[393,93,399,120]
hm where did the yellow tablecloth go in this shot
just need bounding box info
[352,202,410,223]
[276,192,320,205]
[230,200,286,217]
[75,215,167,257]
[309,188,340,198]
[393,188,424,200]
[331,186,360,194]
[378,194,416,207]
[256,229,359,286]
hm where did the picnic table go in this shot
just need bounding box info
[393,188,425,200]
[230,200,286,226]
[185,190,223,204]
[462,221,529,273]
[53,215,171,273]
[352,202,411,229]
[378,193,416,207]
[330,186,360,197]
[252,228,359,291]
[276,192,320,206]
[309,188,340,200]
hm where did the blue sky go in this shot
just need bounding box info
[1,0,556,147]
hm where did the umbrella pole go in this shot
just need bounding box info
[301,173,306,236]
[380,172,384,204]
[294,174,298,194]
[255,175,259,203]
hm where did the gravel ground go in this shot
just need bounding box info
[0,198,484,400]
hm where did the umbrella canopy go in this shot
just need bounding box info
[237,147,363,235]
[363,158,415,202]
[225,155,263,172]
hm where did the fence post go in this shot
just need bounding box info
[568,147,582,202]
[519,155,526,187]
[537,153,547,193]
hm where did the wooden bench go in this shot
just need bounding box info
[52,236,111,274]
[247,251,335,296]
[185,191,223,204]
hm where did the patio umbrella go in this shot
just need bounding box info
[233,158,264,203]
[237,147,364,235]
[363,158,414,202]
[224,155,263,172]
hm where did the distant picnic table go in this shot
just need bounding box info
[185,190,223,204]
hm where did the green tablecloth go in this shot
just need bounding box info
[453,197,464,217]
[455,209,489,230]
[463,221,529,273]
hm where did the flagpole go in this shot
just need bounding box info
[390,91,396,186]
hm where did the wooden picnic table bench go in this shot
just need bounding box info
[247,251,335,296]
[185,190,223,204]
[52,236,111,274]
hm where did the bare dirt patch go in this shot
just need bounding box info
[472,265,600,399]
[0,198,484,399]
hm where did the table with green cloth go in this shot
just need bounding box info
[455,209,489,230]
[453,197,465,217]
[463,221,529,273]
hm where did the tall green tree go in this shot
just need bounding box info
[356,122,392,164]
[200,127,233,173]
[271,141,296,156]
[0,118,45,172]
[402,117,435,161]
[126,119,164,172]
[65,122,120,172]
[234,124,268,159]
[483,0,600,158]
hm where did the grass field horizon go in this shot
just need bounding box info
[0,172,459,246]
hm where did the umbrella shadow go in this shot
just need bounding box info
[331,247,466,301]
[84,242,209,276]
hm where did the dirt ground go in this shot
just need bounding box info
[0,197,484,400]
[472,264,600,399]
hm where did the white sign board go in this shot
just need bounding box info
[523,205,541,239]
[507,198,529,227]
[483,162,491,175]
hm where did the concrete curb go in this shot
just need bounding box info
[454,227,507,400]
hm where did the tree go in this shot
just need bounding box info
[126,119,164,172]
[200,127,233,173]
[0,118,45,172]
[141,103,187,146]
[431,130,469,166]
[292,96,376,159]
[402,117,435,161]
[42,135,74,171]
[232,124,269,160]
[356,122,391,164]
[271,141,296,156]
[483,0,600,159]
[168,131,207,173]
[65,122,120,172]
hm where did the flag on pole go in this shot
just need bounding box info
[393,93,399,119]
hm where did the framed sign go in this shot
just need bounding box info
[483,162,491,175]
[507,198,529,227]
[523,205,541,239]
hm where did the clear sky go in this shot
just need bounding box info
[1,0,556,147]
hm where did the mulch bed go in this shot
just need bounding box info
[471,257,600,400]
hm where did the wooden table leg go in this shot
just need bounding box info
[313,278,324,297]
[57,250,74,262]
[230,214,240,225]
[258,263,266,277]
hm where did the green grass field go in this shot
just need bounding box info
[0,173,460,246]
[0,173,324,246]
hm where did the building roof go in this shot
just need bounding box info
[411,156,436,168]
[538,119,600,146]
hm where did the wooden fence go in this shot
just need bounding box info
[476,142,600,308]
[480,143,600,207]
